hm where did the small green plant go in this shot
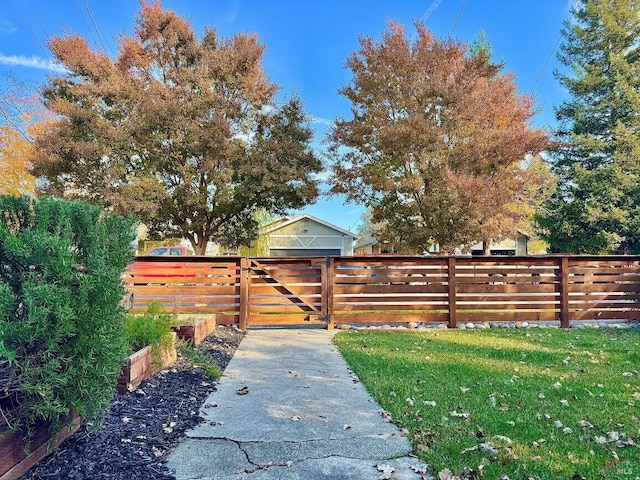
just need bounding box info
[177,341,221,378]
[124,302,174,364]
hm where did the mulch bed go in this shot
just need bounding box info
[19,326,244,480]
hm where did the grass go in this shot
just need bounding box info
[177,341,221,379]
[334,328,640,480]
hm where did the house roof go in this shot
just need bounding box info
[261,214,358,238]
[354,237,378,248]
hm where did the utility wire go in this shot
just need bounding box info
[529,7,575,95]
[83,0,115,57]
[9,0,49,60]
[74,0,102,52]
[25,0,50,40]
[529,33,562,95]
[449,0,467,36]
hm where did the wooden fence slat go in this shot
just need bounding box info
[239,258,250,330]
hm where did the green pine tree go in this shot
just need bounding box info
[537,0,640,254]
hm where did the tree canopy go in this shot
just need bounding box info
[33,1,321,254]
[0,74,41,196]
[536,0,640,254]
[328,22,549,254]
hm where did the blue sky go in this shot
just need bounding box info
[1,0,575,232]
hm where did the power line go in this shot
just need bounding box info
[529,8,575,95]
[529,33,562,95]
[82,0,115,57]
[74,0,102,52]
[25,0,50,40]
[449,0,467,36]
[9,0,49,60]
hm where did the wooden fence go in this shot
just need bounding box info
[122,255,640,329]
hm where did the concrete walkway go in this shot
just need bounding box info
[167,329,429,480]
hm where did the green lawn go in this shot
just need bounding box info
[334,328,640,480]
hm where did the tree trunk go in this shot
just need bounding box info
[482,241,491,256]
[190,234,208,256]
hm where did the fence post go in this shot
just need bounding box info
[559,256,569,329]
[325,257,335,330]
[239,257,250,331]
[448,257,457,329]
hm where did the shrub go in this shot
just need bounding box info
[124,302,174,363]
[0,196,135,439]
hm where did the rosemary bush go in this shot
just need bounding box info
[0,196,135,437]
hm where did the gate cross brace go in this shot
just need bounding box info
[250,259,321,314]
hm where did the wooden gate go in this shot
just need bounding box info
[242,257,331,328]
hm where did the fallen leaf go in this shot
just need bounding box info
[555,421,564,428]
[563,427,573,434]
[595,436,608,446]
[460,387,470,393]
[406,398,415,406]
[424,400,437,407]
[410,464,428,474]
[236,386,249,395]
[560,399,569,406]
[291,415,301,421]
[492,435,512,444]
[479,442,499,456]
[438,469,454,480]
[152,446,163,457]
[283,461,293,467]
[616,438,635,448]
[376,463,396,480]
[450,411,470,419]
[121,417,131,424]
[578,420,594,428]
[538,393,546,399]
[461,445,479,454]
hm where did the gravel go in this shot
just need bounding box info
[20,326,245,480]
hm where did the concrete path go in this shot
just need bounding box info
[166,329,429,480]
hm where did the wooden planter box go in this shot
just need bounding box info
[117,332,177,394]
[172,315,216,345]
[0,413,82,480]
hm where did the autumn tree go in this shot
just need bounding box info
[328,22,549,254]
[0,74,40,196]
[33,1,321,254]
[536,0,640,254]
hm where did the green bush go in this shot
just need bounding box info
[0,196,135,438]
[124,302,174,363]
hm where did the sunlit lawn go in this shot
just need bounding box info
[334,328,640,480]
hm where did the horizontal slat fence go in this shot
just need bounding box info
[122,255,640,328]
[123,257,242,325]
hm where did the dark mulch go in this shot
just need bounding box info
[20,326,244,480]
